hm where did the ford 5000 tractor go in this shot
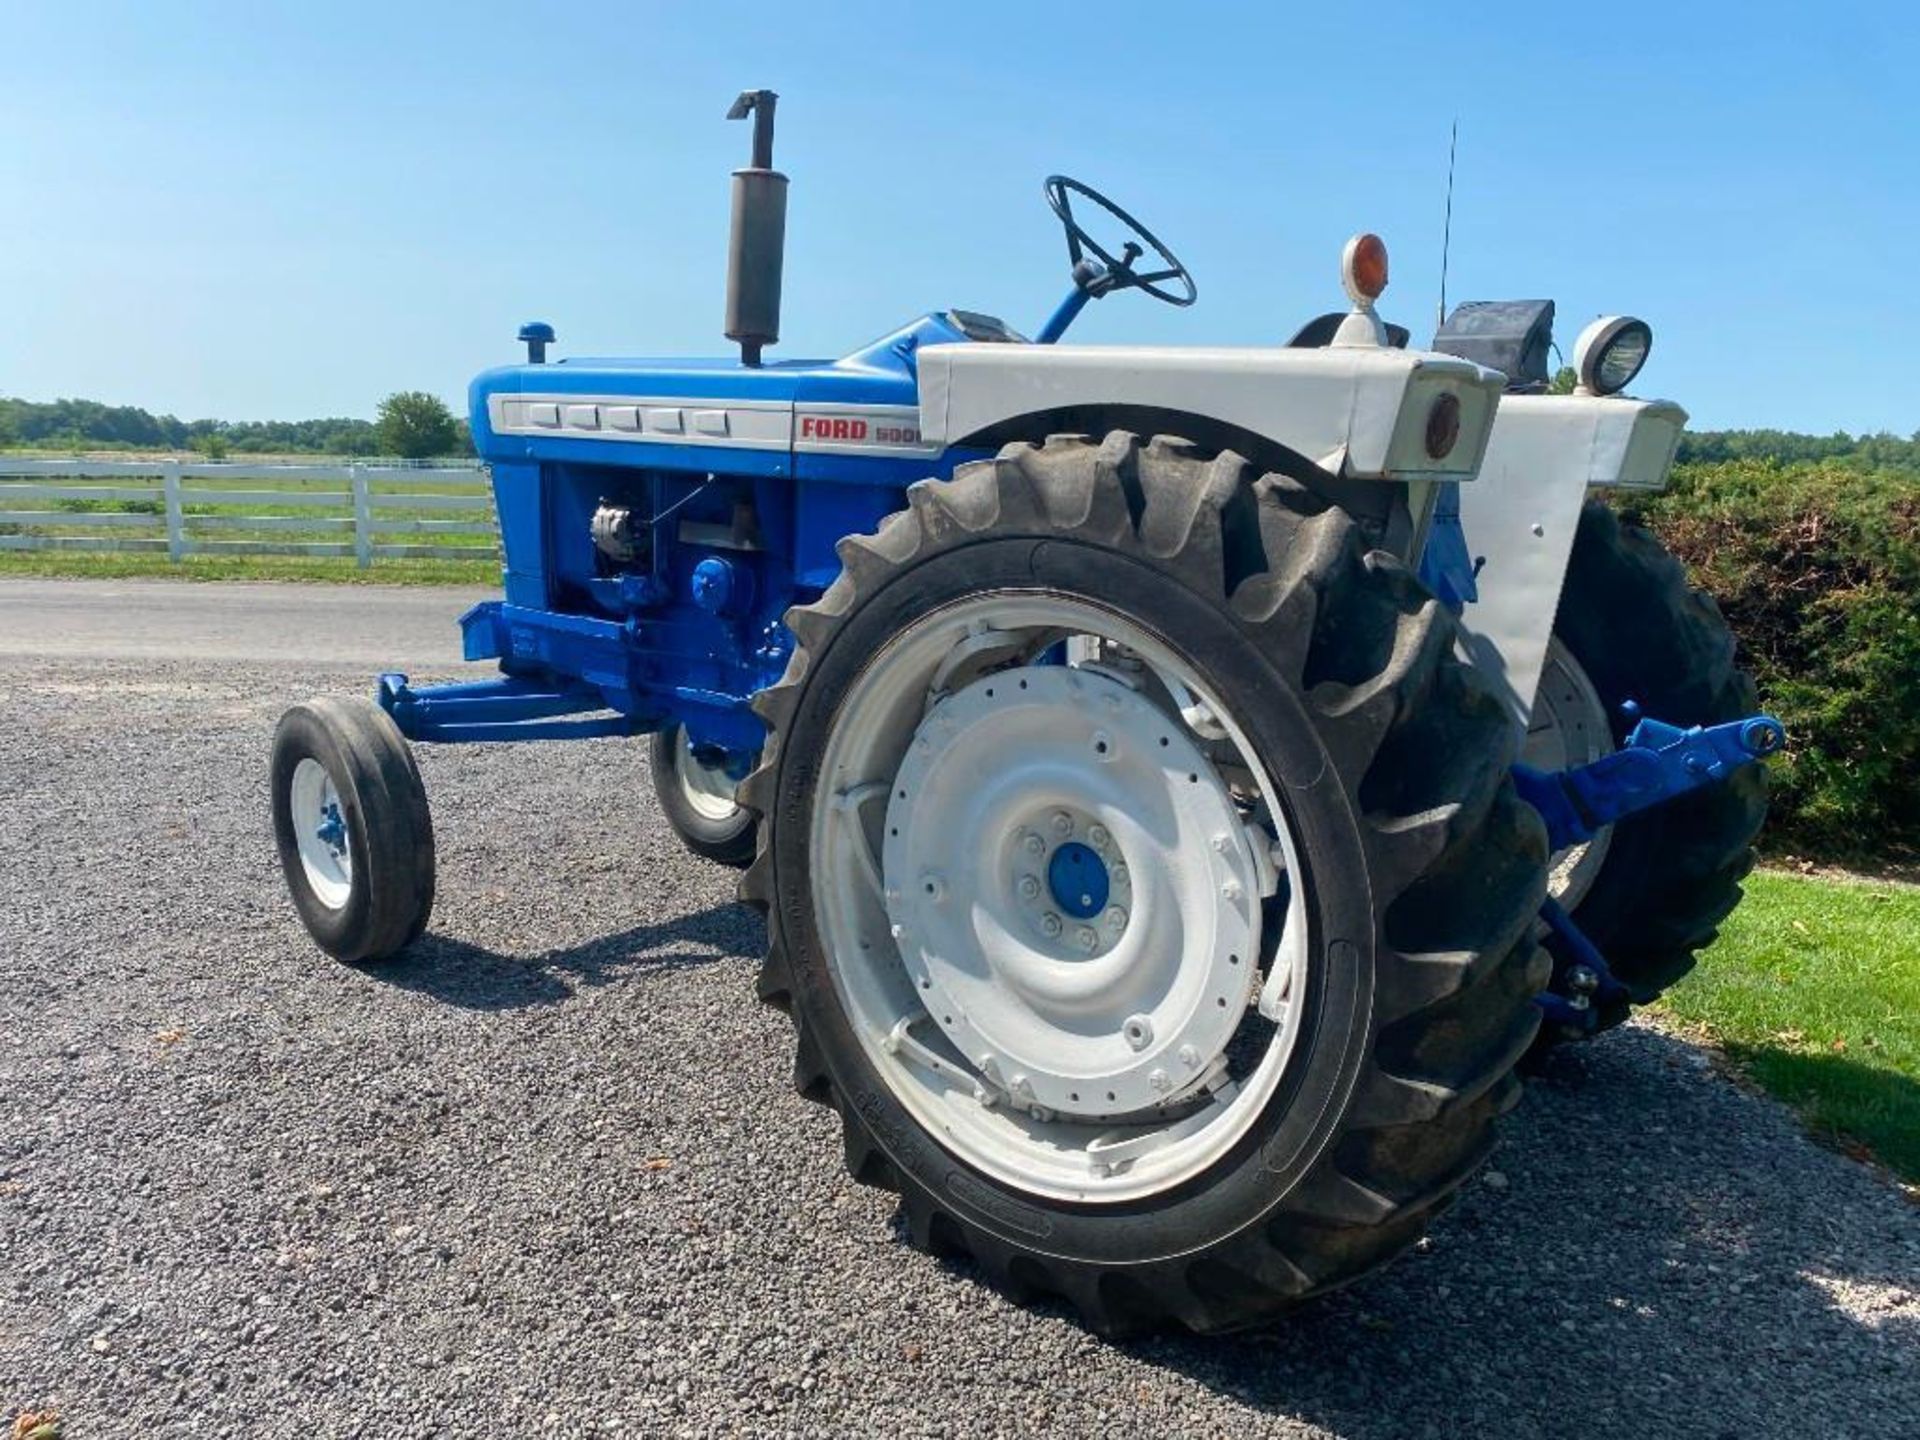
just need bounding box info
[272,91,1778,1335]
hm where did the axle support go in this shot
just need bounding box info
[1512,708,1784,854]
[376,672,644,745]
[1515,705,1784,1037]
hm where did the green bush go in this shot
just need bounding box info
[1620,459,1920,862]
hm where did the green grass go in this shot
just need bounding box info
[1658,870,1920,1181]
[0,550,499,585]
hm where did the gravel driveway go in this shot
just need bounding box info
[2,580,1915,1439]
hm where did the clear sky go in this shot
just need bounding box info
[2,1,1915,434]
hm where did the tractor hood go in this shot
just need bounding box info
[469,311,963,468]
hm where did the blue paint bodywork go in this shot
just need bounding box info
[1414,481,1480,610]
[417,310,997,755]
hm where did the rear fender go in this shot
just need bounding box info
[1455,394,1689,728]
[915,343,1505,484]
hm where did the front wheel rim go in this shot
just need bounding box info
[806,594,1311,1204]
[290,756,353,909]
[674,727,744,824]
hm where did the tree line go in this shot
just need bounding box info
[4,390,1916,470]
[0,392,473,459]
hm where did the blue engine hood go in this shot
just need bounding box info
[469,311,985,466]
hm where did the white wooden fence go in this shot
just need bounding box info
[0,458,497,565]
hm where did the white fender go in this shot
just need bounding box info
[915,343,1505,482]
[1456,393,1689,727]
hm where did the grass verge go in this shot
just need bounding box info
[1657,870,1920,1182]
[0,551,498,586]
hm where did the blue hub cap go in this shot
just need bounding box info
[316,803,347,856]
[1047,840,1110,919]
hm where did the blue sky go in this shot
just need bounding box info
[2,1,1915,434]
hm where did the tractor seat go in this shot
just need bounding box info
[1285,312,1411,349]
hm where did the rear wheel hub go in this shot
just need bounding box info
[883,665,1259,1120]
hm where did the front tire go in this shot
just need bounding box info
[271,698,435,963]
[740,433,1548,1334]
[649,724,757,867]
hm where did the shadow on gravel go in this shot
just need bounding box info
[938,1025,1918,1438]
[360,902,764,1011]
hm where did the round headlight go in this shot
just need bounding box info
[1573,315,1653,396]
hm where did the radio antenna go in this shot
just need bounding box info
[1437,118,1458,334]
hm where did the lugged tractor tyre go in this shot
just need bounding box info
[649,724,758,868]
[1544,499,1768,1022]
[737,432,1549,1335]
[271,697,436,963]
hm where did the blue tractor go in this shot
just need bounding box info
[271,91,1780,1334]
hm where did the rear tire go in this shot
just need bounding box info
[1541,500,1768,1023]
[271,698,435,963]
[739,432,1548,1334]
[649,724,757,868]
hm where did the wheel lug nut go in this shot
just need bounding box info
[1149,1069,1171,1094]
[1051,811,1074,837]
[1041,912,1063,937]
[1104,907,1128,931]
[1088,824,1111,850]
[1023,832,1046,856]
[1178,1044,1200,1069]
[1123,1014,1154,1051]
[1111,863,1130,885]
[1018,875,1040,900]
[1075,926,1097,951]
[1222,879,1243,902]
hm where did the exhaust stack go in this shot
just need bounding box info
[724,89,786,368]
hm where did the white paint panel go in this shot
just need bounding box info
[1455,393,1689,728]
[916,344,1504,481]
[487,394,791,451]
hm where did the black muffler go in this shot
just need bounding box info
[724,89,786,368]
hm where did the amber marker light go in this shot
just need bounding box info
[1342,233,1390,305]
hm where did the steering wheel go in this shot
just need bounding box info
[1044,175,1197,307]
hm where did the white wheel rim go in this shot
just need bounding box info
[1523,637,1615,909]
[807,595,1311,1204]
[674,727,744,824]
[290,757,353,910]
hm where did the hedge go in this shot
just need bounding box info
[1618,459,1920,863]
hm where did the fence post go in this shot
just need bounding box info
[162,460,184,562]
[351,464,372,568]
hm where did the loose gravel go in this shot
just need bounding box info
[1,584,1916,1438]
